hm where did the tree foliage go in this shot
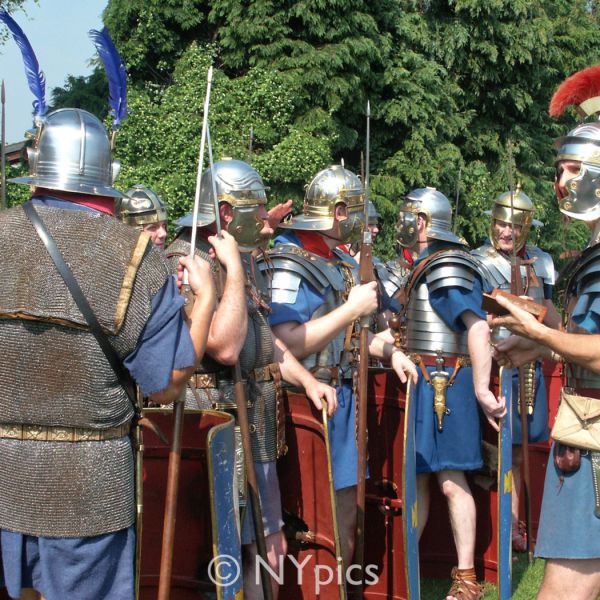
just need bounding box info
[5,0,600,267]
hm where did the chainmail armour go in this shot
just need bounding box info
[166,234,280,462]
[0,204,170,537]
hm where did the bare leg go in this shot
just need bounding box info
[417,473,431,541]
[335,485,357,568]
[436,470,476,570]
[537,558,600,600]
[512,445,523,527]
[243,529,287,600]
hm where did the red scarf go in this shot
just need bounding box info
[402,248,414,266]
[36,188,116,216]
[295,230,334,259]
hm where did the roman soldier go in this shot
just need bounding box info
[395,187,505,600]
[117,184,168,249]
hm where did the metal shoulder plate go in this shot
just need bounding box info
[418,249,485,295]
[526,245,556,286]
[258,244,347,305]
[567,242,600,297]
[471,244,511,291]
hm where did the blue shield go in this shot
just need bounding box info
[403,379,421,599]
[497,367,513,600]
[207,414,243,600]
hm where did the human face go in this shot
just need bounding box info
[368,221,380,241]
[492,219,522,253]
[143,221,168,249]
[555,160,581,201]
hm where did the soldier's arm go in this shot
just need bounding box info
[204,231,248,365]
[149,255,216,404]
[368,329,418,384]
[493,294,600,373]
[272,281,378,359]
[462,310,506,430]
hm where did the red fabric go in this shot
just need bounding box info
[36,188,116,216]
[295,230,333,259]
[402,248,414,266]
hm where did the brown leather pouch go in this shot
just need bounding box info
[553,442,581,473]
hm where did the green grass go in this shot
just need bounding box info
[420,553,545,599]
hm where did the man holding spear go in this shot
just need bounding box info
[264,162,417,579]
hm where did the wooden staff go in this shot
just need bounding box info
[507,140,533,564]
[158,66,213,600]
[354,101,374,582]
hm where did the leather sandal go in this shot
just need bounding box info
[511,520,527,553]
[446,567,484,600]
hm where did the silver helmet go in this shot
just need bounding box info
[555,123,600,221]
[367,200,381,225]
[396,187,466,249]
[549,65,600,221]
[117,185,167,227]
[201,158,267,250]
[280,164,365,242]
[9,108,123,198]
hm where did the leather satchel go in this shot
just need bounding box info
[551,389,600,452]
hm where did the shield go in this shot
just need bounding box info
[497,367,513,599]
[402,378,420,599]
[207,412,243,600]
[139,408,239,600]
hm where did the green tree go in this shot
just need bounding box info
[49,69,109,118]
[114,43,335,227]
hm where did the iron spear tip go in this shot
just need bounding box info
[367,100,370,115]
[207,65,213,81]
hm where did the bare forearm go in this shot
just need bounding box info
[272,302,358,360]
[537,327,600,373]
[467,318,493,396]
[272,334,313,389]
[206,265,247,364]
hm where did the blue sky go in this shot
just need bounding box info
[1,0,107,143]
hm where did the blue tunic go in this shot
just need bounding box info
[535,290,600,559]
[1,198,196,599]
[412,247,487,474]
[269,232,360,490]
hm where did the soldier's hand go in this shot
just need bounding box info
[267,199,293,229]
[178,255,215,301]
[490,294,545,340]
[305,381,338,417]
[206,230,243,272]
[493,335,543,369]
[476,389,506,432]
[390,350,418,384]
[347,281,378,318]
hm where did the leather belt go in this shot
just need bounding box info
[192,365,275,389]
[409,354,471,369]
[409,353,470,387]
[0,421,132,442]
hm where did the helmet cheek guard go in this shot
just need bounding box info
[560,163,600,222]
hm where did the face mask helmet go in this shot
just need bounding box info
[396,187,466,249]
[279,163,365,243]
[550,65,600,221]
[199,158,267,251]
